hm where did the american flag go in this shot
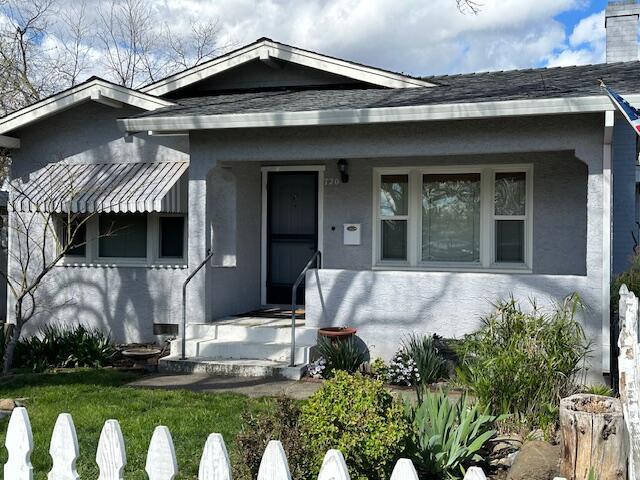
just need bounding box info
[600,80,640,135]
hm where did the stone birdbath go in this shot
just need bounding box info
[121,347,162,370]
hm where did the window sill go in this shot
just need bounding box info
[56,261,187,270]
[372,264,532,274]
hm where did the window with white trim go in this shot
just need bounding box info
[374,165,532,270]
[56,212,187,266]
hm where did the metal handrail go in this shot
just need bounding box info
[290,250,322,367]
[181,249,215,360]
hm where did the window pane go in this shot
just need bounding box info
[61,217,86,257]
[495,172,526,216]
[495,220,524,263]
[99,213,147,258]
[380,175,408,216]
[422,174,480,262]
[160,216,184,258]
[381,220,407,260]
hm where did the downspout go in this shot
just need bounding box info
[603,109,614,374]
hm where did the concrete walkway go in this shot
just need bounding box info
[127,373,419,401]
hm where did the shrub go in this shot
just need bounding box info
[612,252,640,311]
[15,324,116,372]
[300,371,410,480]
[406,390,501,479]
[369,357,388,381]
[315,336,366,377]
[457,294,590,429]
[233,397,313,480]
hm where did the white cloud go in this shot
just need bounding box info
[3,0,612,85]
[546,10,605,67]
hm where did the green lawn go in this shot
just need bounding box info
[0,370,272,479]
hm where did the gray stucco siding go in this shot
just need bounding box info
[7,101,190,343]
[11,102,188,176]
[189,113,606,373]
[305,269,600,366]
[612,116,638,274]
[320,152,588,275]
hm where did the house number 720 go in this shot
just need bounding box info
[325,178,341,186]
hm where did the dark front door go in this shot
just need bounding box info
[267,171,318,305]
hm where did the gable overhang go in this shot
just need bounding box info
[141,39,436,96]
[0,79,174,148]
[117,94,633,133]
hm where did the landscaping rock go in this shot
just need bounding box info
[0,398,16,411]
[507,441,560,480]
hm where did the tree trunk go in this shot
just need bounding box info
[560,393,627,480]
[3,301,23,374]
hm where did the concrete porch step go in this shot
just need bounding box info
[195,339,311,364]
[158,355,307,380]
[185,321,317,345]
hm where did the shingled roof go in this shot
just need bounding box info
[131,61,640,119]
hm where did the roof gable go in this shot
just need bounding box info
[142,38,436,97]
[0,78,173,144]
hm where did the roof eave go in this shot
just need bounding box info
[117,94,624,133]
[141,39,435,96]
[0,79,174,142]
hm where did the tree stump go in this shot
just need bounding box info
[559,394,627,480]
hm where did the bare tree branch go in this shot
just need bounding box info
[457,0,482,14]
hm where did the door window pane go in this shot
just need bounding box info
[99,213,147,258]
[381,220,407,260]
[159,216,184,258]
[495,172,526,216]
[422,174,480,262]
[380,175,408,216]
[495,220,524,263]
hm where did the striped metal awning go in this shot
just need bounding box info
[11,161,188,213]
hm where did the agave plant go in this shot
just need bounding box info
[406,390,503,479]
[315,335,366,377]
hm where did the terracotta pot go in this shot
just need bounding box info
[318,327,357,340]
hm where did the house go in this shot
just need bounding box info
[1,1,639,380]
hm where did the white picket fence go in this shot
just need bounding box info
[3,406,492,480]
[618,285,640,479]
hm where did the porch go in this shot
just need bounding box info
[172,113,608,378]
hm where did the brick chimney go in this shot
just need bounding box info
[606,0,640,62]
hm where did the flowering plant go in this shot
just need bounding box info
[307,357,326,378]
[387,351,421,386]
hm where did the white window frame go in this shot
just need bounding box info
[372,164,533,273]
[57,212,188,268]
[153,213,188,263]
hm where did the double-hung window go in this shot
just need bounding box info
[374,165,532,270]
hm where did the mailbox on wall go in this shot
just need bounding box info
[343,223,361,245]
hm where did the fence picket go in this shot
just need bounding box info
[96,419,126,480]
[257,440,292,480]
[462,466,487,480]
[198,433,232,480]
[317,449,350,480]
[619,284,640,480]
[48,413,79,480]
[145,426,178,480]
[4,407,33,480]
[389,459,418,480]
